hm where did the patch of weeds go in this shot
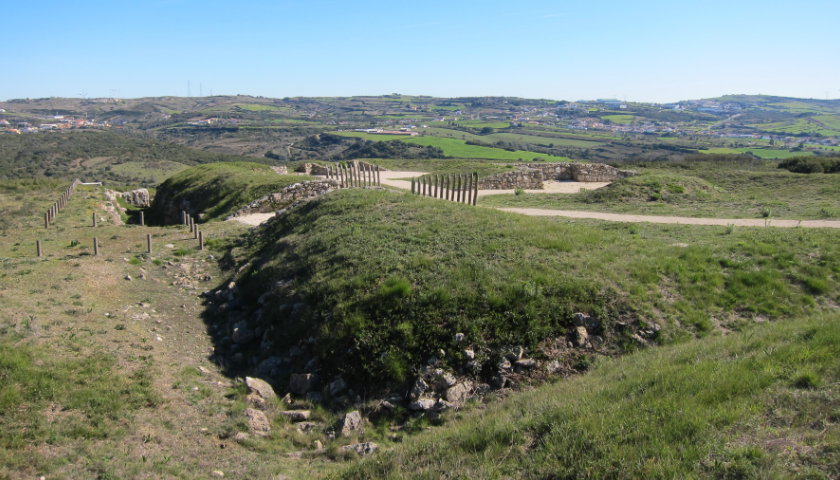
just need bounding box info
[173,248,192,257]
[792,371,822,389]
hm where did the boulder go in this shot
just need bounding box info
[231,321,255,344]
[409,378,429,400]
[279,410,311,422]
[342,442,379,457]
[339,410,364,437]
[289,373,319,395]
[445,383,470,405]
[244,408,271,436]
[328,377,348,397]
[409,397,437,411]
[245,376,277,401]
[575,326,589,347]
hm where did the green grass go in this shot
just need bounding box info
[0,339,159,476]
[333,313,840,479]
[334,132,571,162]
[481,160,840,219]
[148,162,314,222]
[602,114,635,124]
[230,189,839,395]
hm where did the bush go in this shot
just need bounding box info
[778,156,840,174]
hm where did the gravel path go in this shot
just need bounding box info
[497,208,840,229]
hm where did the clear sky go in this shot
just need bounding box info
[3,0,839,103]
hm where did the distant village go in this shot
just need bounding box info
[0,111,109,134]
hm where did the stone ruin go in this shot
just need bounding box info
[478,162,635,190]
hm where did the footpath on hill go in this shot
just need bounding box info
[496,207,840,229]
[231,170,840,229]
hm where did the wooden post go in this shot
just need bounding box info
[376,165,381,186]
[193,221,198,239]
[93,237,99,256]
[139,211,145,226]
[181,210,187,225]
[473,172,479,206]
[146,233,152,253]
[199,231,204,250]
[189,216,195,234]
[36,240,42,257]
[457,174,463,203]
[465,174,472,205]
[449,174,455,201]
[92,212,97,227]
[433,175,438,198]
[422,177,427,197]
[411,177,416,194]
[44,212,49,229]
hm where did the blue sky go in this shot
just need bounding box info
[3,0,839,102]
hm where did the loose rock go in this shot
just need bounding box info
[244,408,271,436]
[339,410,364,437]
[245,376,277,401]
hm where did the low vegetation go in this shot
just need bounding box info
[226,189,839,396]
[335,313,840,479]
[778,155,840,173]
[148,161,312,222]
[481,156,840,219]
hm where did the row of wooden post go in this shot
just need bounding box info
[411,172,479,206]
[181,210,205,250]
[44,179,82,229]
[36,231,194,258]
[324,162,381,188]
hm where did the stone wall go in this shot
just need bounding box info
[120,188,152,208]
[226,180,340,218]
[478,162,636,190]
[477,170,543,190]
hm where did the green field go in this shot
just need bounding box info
[335,132,571,162]
[602,114,635,124]
[702,147,814,159]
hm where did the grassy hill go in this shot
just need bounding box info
[0,130,264,187]
[222,189,839,398]
[334,312,840,479]
[148,162,312,222]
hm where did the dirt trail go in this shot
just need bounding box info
[497,208,840,229]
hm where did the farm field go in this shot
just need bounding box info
[334,131,572,162]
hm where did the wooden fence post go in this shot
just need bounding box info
[93,237,99,256]
[92,212,97,227]
[37,240,42,257]
[147,233,152,253]
[199,231,204,250]
[376,165,381,186]
[473,172,479,206]
[449,174,455,201]
[465,174,472,205]
[193,221,198,239]
[140,211,145,226]
[44,212,49,229]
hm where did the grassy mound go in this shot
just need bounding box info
[149,162,313,222]
[333,313,840,479]
[582,172,719,204]
[226,189,838,394]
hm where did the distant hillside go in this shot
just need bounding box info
[0,130,264,187]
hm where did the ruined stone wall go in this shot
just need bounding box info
[477,169,544,190]
[477,162,637,188]
[226,180,340,218]
[120,188,152,208]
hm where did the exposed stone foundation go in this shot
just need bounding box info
[226,180,340,218]
[478,163,635,190]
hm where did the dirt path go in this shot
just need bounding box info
[378,170,609,197]
[229,212,277,225]
[497,208,840,229]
